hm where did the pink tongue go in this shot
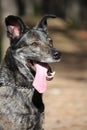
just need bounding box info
[33,64,48,93]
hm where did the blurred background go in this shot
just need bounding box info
[0,0,87,130]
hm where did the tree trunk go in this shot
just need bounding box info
[1,0,17,58]
[0,0,2,62]
[66,0,80,22]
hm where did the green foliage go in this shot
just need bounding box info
[67,18,80,29]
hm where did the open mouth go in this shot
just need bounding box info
[27,60,55,93]
[29,60,55,80]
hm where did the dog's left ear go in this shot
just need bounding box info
[5,15,27,39]
[34,14,56,32]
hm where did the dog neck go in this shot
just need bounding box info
[0,47,35,89]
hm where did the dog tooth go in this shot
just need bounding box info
[50,71,55,77]
[46,71,55,81]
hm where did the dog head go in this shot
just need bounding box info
[5,15,61,62]
[5,15,61,93]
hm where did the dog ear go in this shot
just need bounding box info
[34,14,56,32]
[5,15,27,39]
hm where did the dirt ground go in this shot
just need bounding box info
[43,29,87,130]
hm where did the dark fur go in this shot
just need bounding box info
[0,15,61,130]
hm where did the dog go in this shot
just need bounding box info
[0,15,61,130]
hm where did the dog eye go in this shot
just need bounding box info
[32,42,38,47]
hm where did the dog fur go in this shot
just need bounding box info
[0,15,61,130]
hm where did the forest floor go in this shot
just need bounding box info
[43,27,87,130]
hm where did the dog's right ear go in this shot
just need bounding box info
[5,15,27,40]
[34,15,56,32]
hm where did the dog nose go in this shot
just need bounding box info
[53,50,61,60]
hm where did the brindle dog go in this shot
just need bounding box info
[0,15,61,130]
